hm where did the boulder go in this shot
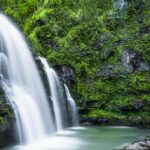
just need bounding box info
[124,136,150,150]
[126,141,150,150]
[121,50,149,73]
[121,50,135,73]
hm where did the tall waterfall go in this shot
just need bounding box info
[64,84,79,126]
[0,13,55,144]
[39,57,64,131]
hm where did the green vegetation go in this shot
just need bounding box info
[1,0,150,127]
[83,109,125,120]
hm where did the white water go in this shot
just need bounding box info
[113,0,126,10]
[0,13,55,144]
[64,84,79,126]
[39,57,64,131]
[109,0,127,18]
[117,0,125,10]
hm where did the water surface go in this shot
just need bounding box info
[3,126,150,150]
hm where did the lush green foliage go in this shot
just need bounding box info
[1,0,150,126]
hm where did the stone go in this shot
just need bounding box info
[124,136,150,150]
[121,50,135,73]
[121,49,149,73]
[126,141,149,150]
[54,65,75,84]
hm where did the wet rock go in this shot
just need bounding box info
[121,50,149,73]
[0,118,17,148]
[124,136,150,150]
[126,141,150,150]
[54,65,75,85]
[131,53,149,72]
[121,50,135,73]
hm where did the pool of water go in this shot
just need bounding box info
[3,126,150,150]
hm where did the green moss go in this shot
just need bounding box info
[0,117,4,124]
[83,109,125,120]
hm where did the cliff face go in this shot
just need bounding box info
[1,0,150,127]
[0,86,16,148]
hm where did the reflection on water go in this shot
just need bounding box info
[3,126,150,150]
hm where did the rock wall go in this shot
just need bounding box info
[0,86,16,148]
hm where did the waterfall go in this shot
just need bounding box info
[0,13,79,148]
[0,13,55,144]
[39,57,79,129]
[117,0,125,10]
[64,84,79,126]
[114,0,127,16]
[109,0,127,18]
[38,57,64,131]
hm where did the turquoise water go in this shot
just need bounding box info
[3,126,150,150]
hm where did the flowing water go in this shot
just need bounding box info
[39,57,64,131]
[39,57,79,130]
[3,126,150,150]
[0,13,55,144]
[109,0,127,18]
[64,84,79,126]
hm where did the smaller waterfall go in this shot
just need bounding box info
[39,57,64,131]
[64,84,79,126]
[109,0,127,18]
[115,0,127,16]
[117,0,126,10]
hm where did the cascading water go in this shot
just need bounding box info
[64,84,79,126]
[116,0,126,11]
[114,0,127,16]
[109,0,127,18]
[39,57,64,131]
[0,13,55,144]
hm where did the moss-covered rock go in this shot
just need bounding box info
[0,86,16,148]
